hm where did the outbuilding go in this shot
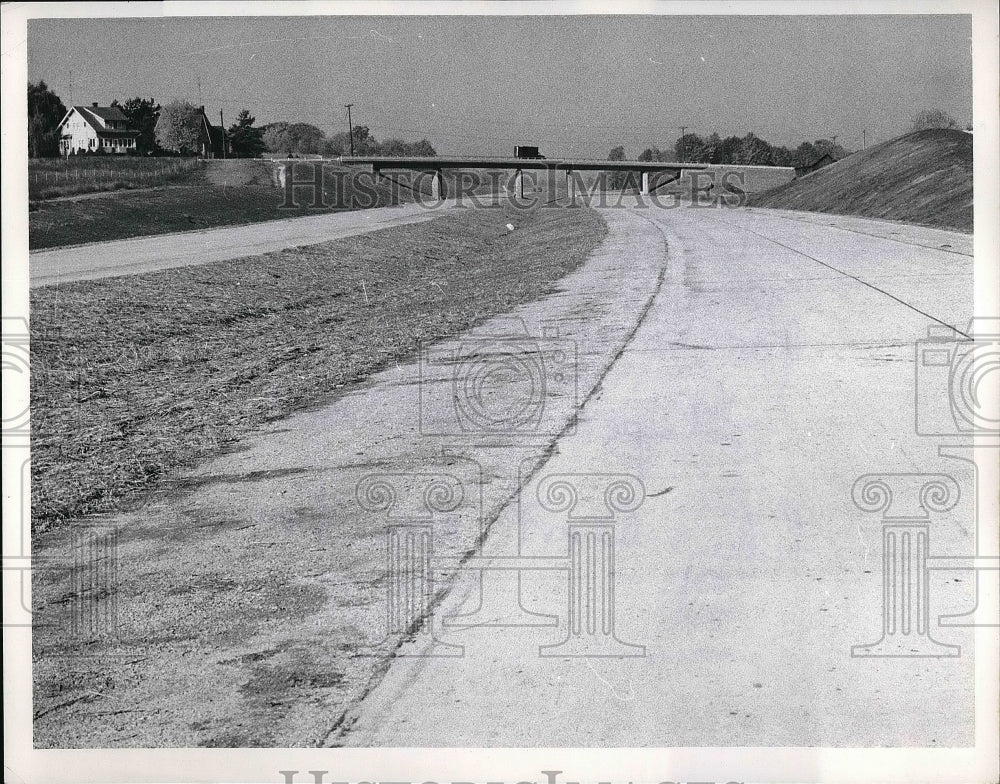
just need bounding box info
[794,151,836,177]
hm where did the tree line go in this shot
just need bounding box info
[27,81,436,159]
[606,108,963,178]
[259,122,436,157]
[612,132,850,170]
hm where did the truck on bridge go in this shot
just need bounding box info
[514,145,546,160]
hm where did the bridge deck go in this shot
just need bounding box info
[339,155,711,171]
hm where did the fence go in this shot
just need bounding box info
[28,158,202,200]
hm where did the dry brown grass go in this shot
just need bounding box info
[30,202,607,531]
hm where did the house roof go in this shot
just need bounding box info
[807,151,836,166]
[796,151,837,171]
[77,104,128,124]
[59,105,139,138]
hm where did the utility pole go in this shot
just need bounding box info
[831,134,838,147]
[679,125,687,161]
[220,109,226,159]
[862,129,867,150]
[68,70,73,105]
[197,76,202,105]
[345,103,355,156]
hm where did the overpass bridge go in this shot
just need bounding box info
[337,155,721,199]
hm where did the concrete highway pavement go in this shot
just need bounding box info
[337,202,977,746]
[29,200,983,750]
[29,200,457,288]
[741,205,974,257]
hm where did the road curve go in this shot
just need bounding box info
[336,201,977,747]
[29,200,460,288]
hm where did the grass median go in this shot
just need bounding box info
[30,161,397,249]
[30,201,607,531]
[29,160,527,249]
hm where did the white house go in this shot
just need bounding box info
[58,103,140,155]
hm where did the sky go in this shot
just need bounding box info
[28,14,973,158]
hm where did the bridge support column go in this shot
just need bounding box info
[566,169,575,201]
[513,169,525,199]
[430,169,445,200]
[640,171,650,195]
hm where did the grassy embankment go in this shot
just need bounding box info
[28,159,557,249]
[30,159,399,249]
[30,200,607,531]
[749,128,973,233]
